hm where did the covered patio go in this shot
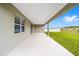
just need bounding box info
[7,33,73,56]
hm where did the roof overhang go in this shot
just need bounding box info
[12,3,67,25]
[45,3,79,25]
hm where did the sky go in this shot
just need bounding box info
[45,5,79,29]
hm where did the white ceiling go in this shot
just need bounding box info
[13,3,67,25]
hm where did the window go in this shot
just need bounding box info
[21,19,25,32]
[14,16,25,33]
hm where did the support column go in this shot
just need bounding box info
[30,24,33,34]
[47,23,49,36]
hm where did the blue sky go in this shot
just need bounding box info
[47,5,79,28]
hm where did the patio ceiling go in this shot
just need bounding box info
[12,3,67,25]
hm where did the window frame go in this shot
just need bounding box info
[14,15,25,33]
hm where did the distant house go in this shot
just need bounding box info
[44,28,61,32]
[61,26,79,31]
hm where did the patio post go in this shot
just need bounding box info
[47,23,49,36]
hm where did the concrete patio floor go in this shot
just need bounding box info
[7,33,73,56]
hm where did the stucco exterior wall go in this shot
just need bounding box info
[33,25,44,33]
[0,4,31,55]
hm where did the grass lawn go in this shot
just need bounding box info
[46,30,79,56]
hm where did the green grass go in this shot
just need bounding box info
[46,30,79,56]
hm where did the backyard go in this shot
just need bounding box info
[46,30,79,56]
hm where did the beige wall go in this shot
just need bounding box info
[0,4,31,55]
[33,25,44,33]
